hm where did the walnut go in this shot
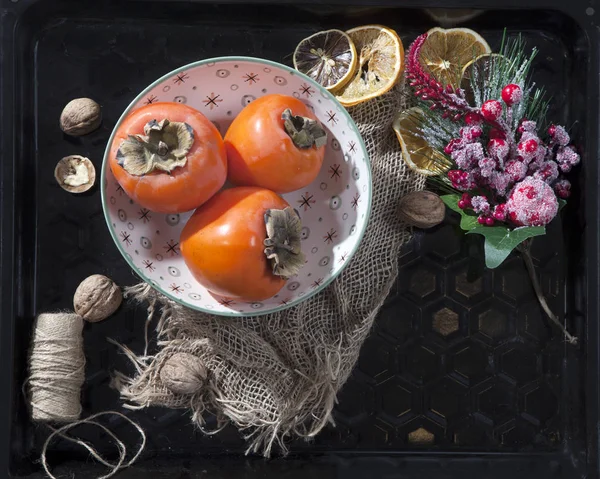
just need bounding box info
[73,274,122,322]
[54,155,96,193]
[60,98,102,136]
[160,353,207,395]
[398,190,445,229]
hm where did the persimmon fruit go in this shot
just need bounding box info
[109,102,227,213]
[224,94,327,194]
[180,186,305,302]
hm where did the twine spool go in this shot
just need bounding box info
[26,312,145,479]
[28,313,85,423]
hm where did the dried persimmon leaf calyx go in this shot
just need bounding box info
[117,118,194,176]
[282,108,327,149]
[264,207,306,279]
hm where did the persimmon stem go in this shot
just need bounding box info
[281,109,327,149]
[518,241,578,346]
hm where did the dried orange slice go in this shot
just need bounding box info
[392,108,452,176]
[418,27,491,88]
[335,25,404,107]
[293,29,358,92]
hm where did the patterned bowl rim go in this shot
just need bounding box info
[101,55,372,316]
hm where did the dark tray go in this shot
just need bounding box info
[1,0,598,478]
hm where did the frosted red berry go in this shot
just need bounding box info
[521,139,538,153]
[549,125,570,147]
[506,177,558,226]
[481,100,503,122]
[517,138,539,162]
[555,145,580,172]
[488,128,506,140]
[444,138,462,155]
[461,193,472,207]
[465,112,483,125]
[487,138,509,161]
[501,84,523,106]
[505,160,527,182]
[460,126,483,141]
[471,196,490,214]
[493,204,507,221]
[554,179,571,199]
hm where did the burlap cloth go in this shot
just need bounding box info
[113,83,426,456]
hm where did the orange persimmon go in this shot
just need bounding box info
[180,186,305,302]
[224,94,326,193]
[109,102,227,213]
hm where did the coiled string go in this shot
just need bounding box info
[26,313,146,479]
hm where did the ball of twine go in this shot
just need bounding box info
[26,312,145,479]
[28,313,85,423]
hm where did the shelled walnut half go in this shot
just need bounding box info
[54,155,96,193]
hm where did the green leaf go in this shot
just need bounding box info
[467,225,546,269]
[441,194,479,231]
[459,214,479,231]
[558,198,567,211]
[441,194,462,213]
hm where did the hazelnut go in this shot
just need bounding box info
[60,98,102,136]
[398,190,445,228]
[54,155,96,193]
[160,353,207,395]
[73,274,122,322]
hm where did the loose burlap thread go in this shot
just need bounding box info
[113,82,426,456]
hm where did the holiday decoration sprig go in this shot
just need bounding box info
[404,30,581,344]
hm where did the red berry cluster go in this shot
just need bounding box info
[443,83,579,227]
[405,34,580,229]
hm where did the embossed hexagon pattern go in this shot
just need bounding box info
[495,258,530,303]
[477,307,512,342]
[456,270,482,296]
[524,383,558,425]
[378,298,418,343]
[432,307,459,336]
[408,427,435,445]
[499,346,539,385]
[358,336,393,382]
[355,417,395,447]
[400,260,441,303]
[335,375,374,419]
[447,262,492,306]
[518,301,551,343]
[501,421,537,448]
[402,344,440,386]
[476,380,517,426]
[453,420,491,446]
[378,378,413,419]
[423,224,462,263]
[427,377,468,420]
[451,342,490,385]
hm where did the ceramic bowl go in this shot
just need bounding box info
[101,56,372,316]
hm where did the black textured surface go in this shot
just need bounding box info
[1,1,598,478]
